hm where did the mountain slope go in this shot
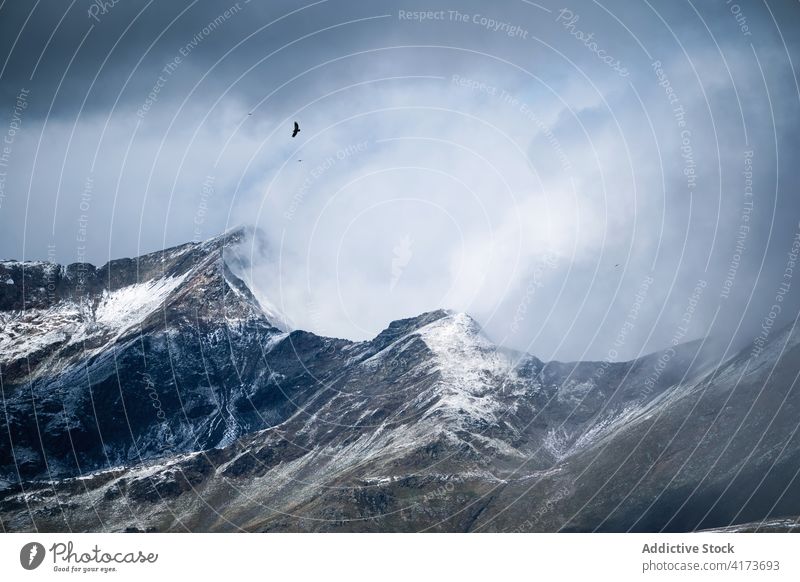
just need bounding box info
[1,232,799,532]
[0,228,313,484]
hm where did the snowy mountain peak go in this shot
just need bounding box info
[420,310,485,338]
[412,312,513,426]
[198,224,254,254]
[371,308,484,346]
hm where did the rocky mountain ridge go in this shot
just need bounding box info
[1,229,798,532]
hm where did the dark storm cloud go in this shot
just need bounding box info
[1,0,799,362]
[0,0,381,116]
[0,0,542,119]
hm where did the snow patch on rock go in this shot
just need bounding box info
[95,274,188,328]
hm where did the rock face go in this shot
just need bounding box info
[0,229,298,481]
[1,230,799,532]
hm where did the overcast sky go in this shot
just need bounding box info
[1,0,799,363]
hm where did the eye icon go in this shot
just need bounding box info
[20,542,46,570]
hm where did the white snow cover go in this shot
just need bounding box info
[94,274,187,328]
[223,258,292,331]
[0,304,82,364]
[542,427,570,460]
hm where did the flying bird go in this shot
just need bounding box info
[292,121,300,137]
